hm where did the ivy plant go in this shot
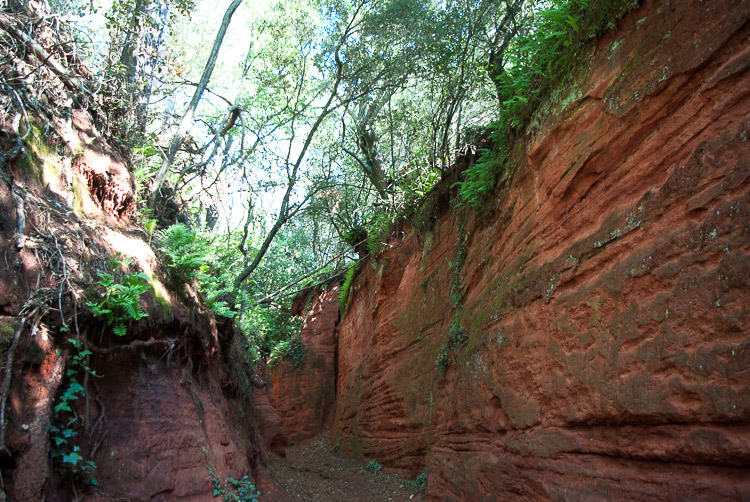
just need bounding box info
[50,337,98,486]
[205,449,261,502]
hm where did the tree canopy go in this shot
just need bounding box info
[12,0,637,363]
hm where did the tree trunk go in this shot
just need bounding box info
[148,0,243,208]
[487,0,526,106]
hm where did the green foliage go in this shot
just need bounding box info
[154,223,238,317]
[436,318,468,375]
[144,218,158,238]
[342,226,368,248]
[86,254,149,336]
[458,0,638,205]
[50,337,98,486]
[338,265,356,314]
[205,450,261,502]
[366,460,383,472]
[457,126,510,208]
[367,211,396,257]
[268,334,306,370]
[155,223,209,286]
[403,469,428,492]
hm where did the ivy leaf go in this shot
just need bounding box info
[55,402,72,414]
[62,451,83,466]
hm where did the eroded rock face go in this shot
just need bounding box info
[271,287,339,445]
[0,104,269,500]
[82,351,262,502]
[332,0,750,500]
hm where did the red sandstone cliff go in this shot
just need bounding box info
[0,66,271,501]
[328,0,750,500]
[270,287,340,447]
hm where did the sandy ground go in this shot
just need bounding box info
[267,433,426,502]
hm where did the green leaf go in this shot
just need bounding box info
[55,402,72,414]
[62,451,83,465]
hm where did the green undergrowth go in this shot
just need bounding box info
[365,460,383,472]
[457,0,639,206]
[204,449,260,502]
[403,469,428,492]
[268,333,306,370]
[51,337,99,488]
[154,222,236,318]
[86,253,149,336]
[339,265,357,314]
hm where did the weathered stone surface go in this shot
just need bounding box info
[272,287,339,444]
[81,351,262,502]
[331,0,750,500]
[0,101,271,500]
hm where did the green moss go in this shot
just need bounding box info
[0,317,19,354]
[587,296,605,326]
[17,123,52,180]
[464,308,488,354]
[72,172,89,219]
[149,280,174,323]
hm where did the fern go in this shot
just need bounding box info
[457,0,639,205]
[86,254,149,336]
[338,265,356,314]
[155,223,208,286]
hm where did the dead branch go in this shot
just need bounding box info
[12,187,25,250]
[0,308,36,454]
[0,12,89,94]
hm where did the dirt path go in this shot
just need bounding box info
[266,433,426,502]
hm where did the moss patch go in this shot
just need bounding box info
[0,316,19,354]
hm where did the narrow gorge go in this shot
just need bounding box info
[270,0,750,500]
[1,0,749,500]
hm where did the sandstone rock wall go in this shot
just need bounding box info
[0,101,270,501]
[331,0,750,500]
[82,350,264,502]
[271,287,340,445]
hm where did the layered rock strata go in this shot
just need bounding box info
[330,0,750,499]
[271,287,340,446]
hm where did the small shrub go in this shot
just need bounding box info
[366,460,383,472]
[268,334,306,370]
[403,469,428,492]
[205,450,260,502]
[456,126,510,208]
[343,225,368,248]
[366,211,395,257]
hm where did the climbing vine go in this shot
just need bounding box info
[50,337,99,487]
